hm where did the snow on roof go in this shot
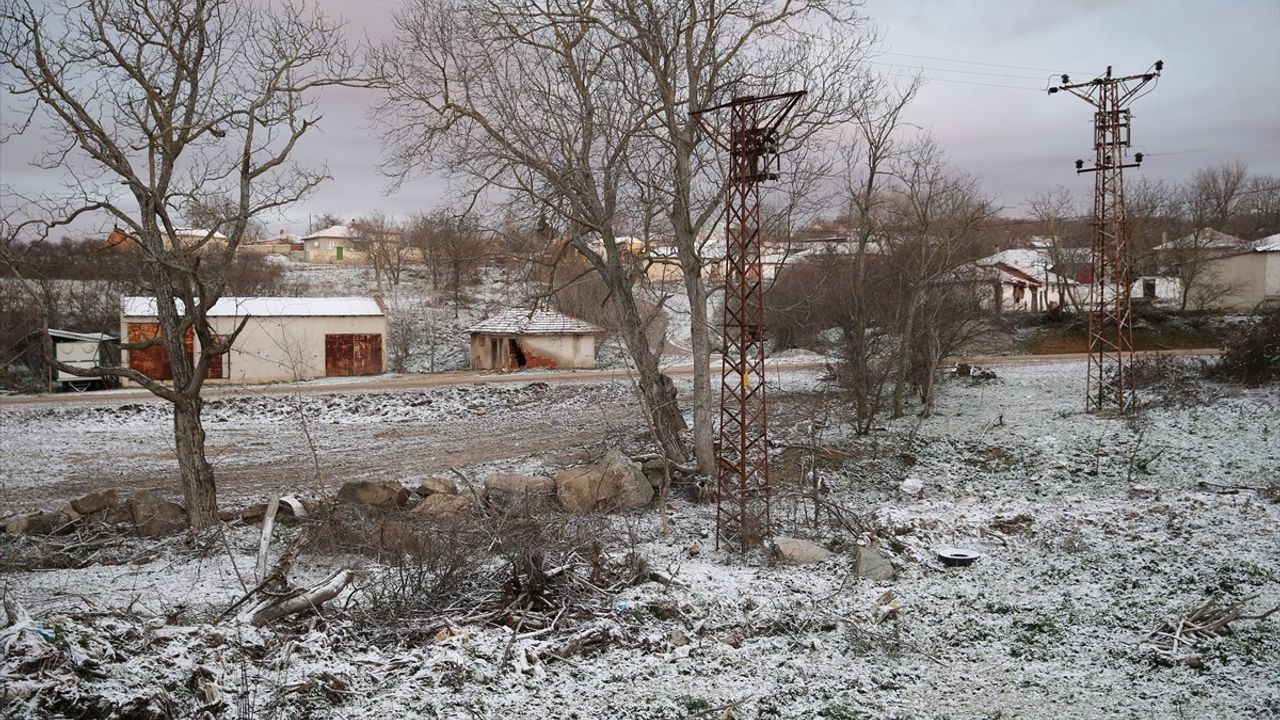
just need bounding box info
[47,329,116,342]
[1152,228,1249,252]
[122,296,384,318]
[977,248,1053,271]
[1253,234,1280,252]
[466,309,602,336]
[173,227,228,240]
[301,224,356,241]
[976,247,1082,285]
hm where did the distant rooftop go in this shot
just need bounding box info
[1152,228,1248,252]
[122,296,384,318]
[466,309,602,336]
[302,224,356,241]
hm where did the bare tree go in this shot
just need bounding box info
[882,138,994,417]
[374,0,688,464]
[599,0,875,476]
[375,0,876,475]
[1028,186,1086,313]
[352,212,409,291]
[835,78,917,433]
[1,0,364,528]
[1168,162,1251,310]
[406,209,489,315]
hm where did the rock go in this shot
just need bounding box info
[671,628,690,647]
[899,475,924,497]
[484,474,555,509]
[417,476,458,496]
[129,491,188,536]
[1128,484,1157,499]
[5,511,71,535]
[410,493,474,521]
[853,544,896,582]
[71,489,119,516]
[983,447,1014,466]
[555,451,654,513]
[641,458,668,489]
[336,481,410,510]
[772,536,833,565]
[990,513,1034,535]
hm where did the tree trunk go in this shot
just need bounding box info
[609,275,687,464]
[682,271,715,476]
[173,396,219,529]
[892,297,918,419]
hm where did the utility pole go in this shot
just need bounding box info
[692,91,805,551]
[1050,62,1162,415]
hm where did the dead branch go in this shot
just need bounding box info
[255,497,281,584]
[248,569,354,626]
[1147,594,1280,665]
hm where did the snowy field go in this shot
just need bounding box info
[2,360,1279,718]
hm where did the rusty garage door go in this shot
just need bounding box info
[325,334,382,376]
[126,323,225,381]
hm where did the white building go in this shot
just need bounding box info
[120,296,386,384]
[975,247,1086,311]
[301,224,358,263]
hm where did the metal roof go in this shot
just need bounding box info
[1253,234,1280,252]
[122,296,385,318]
[47,329,116,342]
[466,309,602,336]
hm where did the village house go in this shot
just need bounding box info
[467,309,602,370]
[120,296,387,384]
[974,246,1086,312]
[1191,234,1280,311]
[301,224,357,263]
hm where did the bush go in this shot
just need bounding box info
[1211,307,1280,385]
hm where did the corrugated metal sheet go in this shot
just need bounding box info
[466,309,602,336]
[122,296,385,318]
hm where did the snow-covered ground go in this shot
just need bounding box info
[2,360,1278,719]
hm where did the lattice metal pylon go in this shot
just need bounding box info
[1050,63,1162,415]
[692,91,805,551]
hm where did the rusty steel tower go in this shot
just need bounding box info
[692,91,805,550]
[1050,62,1161,415]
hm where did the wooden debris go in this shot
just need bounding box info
[1146,594,1279,665]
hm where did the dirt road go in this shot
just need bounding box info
[0,348,1220,407]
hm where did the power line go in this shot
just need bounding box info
[1145,138,1280,158]
[879,50,1083,76]
[867,60,1046,81]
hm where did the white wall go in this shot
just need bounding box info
[121,313,387,384]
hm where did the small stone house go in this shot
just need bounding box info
[301,224,357,263]
[466,309,602,370]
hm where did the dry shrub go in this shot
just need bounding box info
[320,497,650,641]
[1128,354,1219,409]
[1210,306,1280,386]
[765,255,852,352]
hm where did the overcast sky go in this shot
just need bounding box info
[3,0,1278,236]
